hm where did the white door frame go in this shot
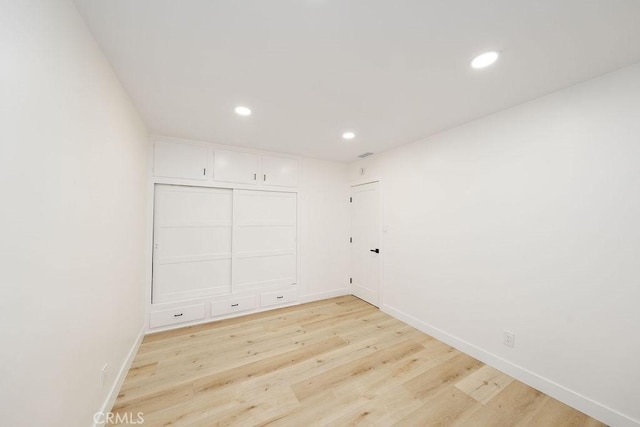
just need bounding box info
[349,179,384,307]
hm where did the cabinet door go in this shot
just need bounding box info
[214,149,258,184]
[154,141,209,180]
[262,155,299,187]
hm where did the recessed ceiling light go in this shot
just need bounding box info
[235,106,252,116]
[470,51,500,69]
[342,131,356,140]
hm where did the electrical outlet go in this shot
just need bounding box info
[503,331,515,348]
[101,363,108,387]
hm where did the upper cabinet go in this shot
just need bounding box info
[214,149,259,185]
[262,155,299,187]
[154,141,209,180]
[152,140,299,188]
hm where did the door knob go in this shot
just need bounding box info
[370,248,379,253]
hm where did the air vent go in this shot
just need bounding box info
[358,152,374,159]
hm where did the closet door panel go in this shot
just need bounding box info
[153,185,233,303]
[234,254,296,291]
[234,226,295,255]
[157,187,232,224]
[154,260,231,303]
[159,227,231,258]
[234,191,296,225]
[233,190,297,291]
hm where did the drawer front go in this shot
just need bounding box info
[149,304,206,328]
[211,295,257,317]
[260,288,298,308]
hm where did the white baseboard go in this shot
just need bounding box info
[299,288,350,304]
[93,325,145,427]
[382,304,639,427]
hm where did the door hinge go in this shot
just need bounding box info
[350,197,352,203]
[349,278,352,284]
[349,237,352,243]
[203,168,206,176]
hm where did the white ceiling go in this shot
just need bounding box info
[73,0,640,162]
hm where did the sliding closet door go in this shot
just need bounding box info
[153,185,233,303]
[233,190,297,291]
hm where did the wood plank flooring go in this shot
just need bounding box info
[111,296,605,426]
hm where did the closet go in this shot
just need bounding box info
[149,139,299,330]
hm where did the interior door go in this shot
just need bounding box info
[152,185,233,303]
[350,181,380,306]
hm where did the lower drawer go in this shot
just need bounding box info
[260,288,298,308]
[149,304,206,329]
[211,295,257,317]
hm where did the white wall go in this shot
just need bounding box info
[349,63,640,426]
[0,1,149,426]
[299,158,350,301]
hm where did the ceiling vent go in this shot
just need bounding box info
[358,152,374,159]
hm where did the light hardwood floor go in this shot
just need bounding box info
[111,296,605,426]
